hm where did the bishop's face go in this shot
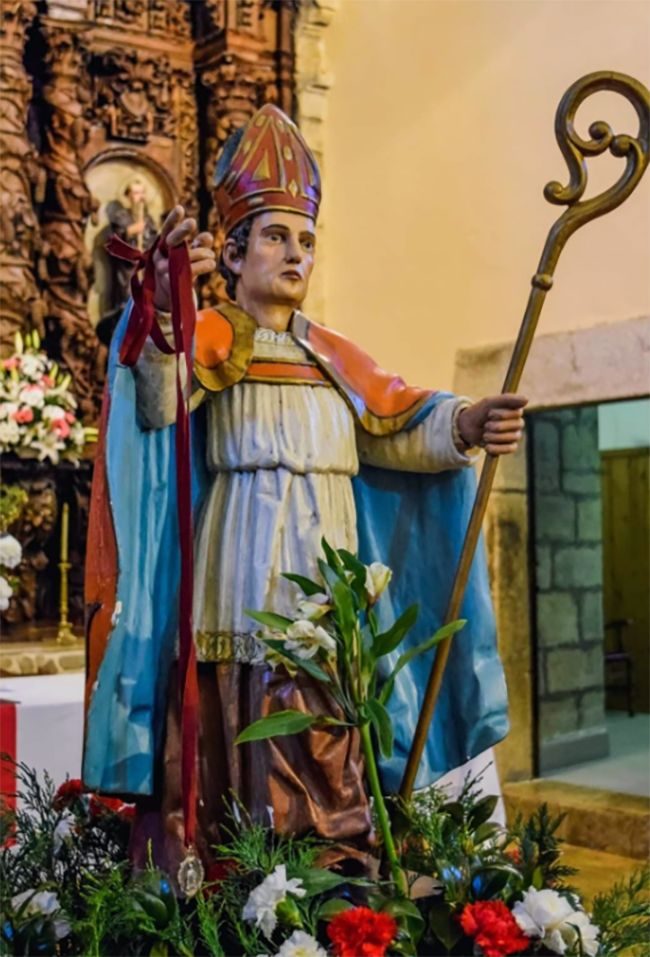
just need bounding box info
[228,210,316,311]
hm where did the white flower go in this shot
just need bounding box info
[11,890,70,939]
[20,355,45,380]
[296,596,331,621]
[365,562,392,603]
[53,810,75,854]
[19,385,45,408]
[42,404,66,421]
[0,420,20,446]
[0,534,21,569]
[0,402,18,420]
[285,620,337,660]
[242,864,306,940]
[513,887,599,956]
[0,576,12,611]
[277,930,327,957]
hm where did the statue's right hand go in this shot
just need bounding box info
[152,206,216,312]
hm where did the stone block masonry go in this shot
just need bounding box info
[530,406,608,772]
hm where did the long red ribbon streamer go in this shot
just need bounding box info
[106,233,198,848]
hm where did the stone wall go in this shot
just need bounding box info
[531,406,608,772]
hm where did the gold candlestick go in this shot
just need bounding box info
[56,502,76,645]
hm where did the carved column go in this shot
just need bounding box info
[295,0,339,324]
[0,1,44,350]
[195,0,296,305]
[37,25,105,422]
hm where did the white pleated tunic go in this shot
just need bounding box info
[135,325,472,663]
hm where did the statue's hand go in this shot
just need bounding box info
[457,394,527,455]
[153,205,216,312]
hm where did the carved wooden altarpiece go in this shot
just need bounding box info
[0,0,298,637]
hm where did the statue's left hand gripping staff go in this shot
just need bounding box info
[106,233,203,894]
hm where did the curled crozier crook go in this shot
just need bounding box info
[539,71,649,277]
[399,70,650,802]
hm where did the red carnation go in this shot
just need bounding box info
[460,901,529,957]
[327,906,397,957]
[88,794,136,822]
[53,778,85,809]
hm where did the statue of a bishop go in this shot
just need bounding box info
[82,105,526,875]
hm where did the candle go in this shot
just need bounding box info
[61,502,69,564]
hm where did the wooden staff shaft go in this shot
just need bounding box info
[399,283,548,799]
[399,70,650,801]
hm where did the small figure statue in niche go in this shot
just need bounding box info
[97,176,158,344]
[83,105,527,880]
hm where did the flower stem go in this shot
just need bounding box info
[359,721,408,897]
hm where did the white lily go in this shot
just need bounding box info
[285,620,337,660]
[365,562,392,603]
[242,864,306,940]
[296,596,331,621]
[0,575,12,611]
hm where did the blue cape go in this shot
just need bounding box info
[83,306,508,796]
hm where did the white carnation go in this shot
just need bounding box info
[277,930,327,957]
[19,355,45,380]
[42,404,66,421]
[0,534,21,569]
[0,402,18,420]
[11,889,70,939]
[242,864,306,940]
[0,420,20,445]
[0,576,12,610]
[19,386,45,408]
[513,887,599,956]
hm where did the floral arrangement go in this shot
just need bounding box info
[0,331,96,465]
[1,546,648,956]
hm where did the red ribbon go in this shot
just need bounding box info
[106,233,199,848]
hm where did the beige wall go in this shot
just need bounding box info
[321,0,650,391]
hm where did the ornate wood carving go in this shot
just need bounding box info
[37,26,105,422]
[0,1,45,351]
[1,1,298,633]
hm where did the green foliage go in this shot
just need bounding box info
[0,485,28,534]
[508,802,578,894]
[591,865,650,956]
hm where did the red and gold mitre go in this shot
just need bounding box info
[213,104,321,235]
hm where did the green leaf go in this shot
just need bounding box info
[382,897,425,943]
[317,898,353,921]
[331,578,357,643]
[245,610,293,631]
[428,899,463,952]
[318,558,344,595]
[469,794,498,830]
[293,867,352,897]
[473,820,501,844]
[379,619,467,705]
[366,697,394,758]
[263,639,333,684]
[281,572,325,597]
[532,865,544,890]
[234,710,319,744]
[371,604,419,658]
[321,537,344,571]
[149,943,169,957]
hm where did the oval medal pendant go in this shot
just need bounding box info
[177,846,205,898]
